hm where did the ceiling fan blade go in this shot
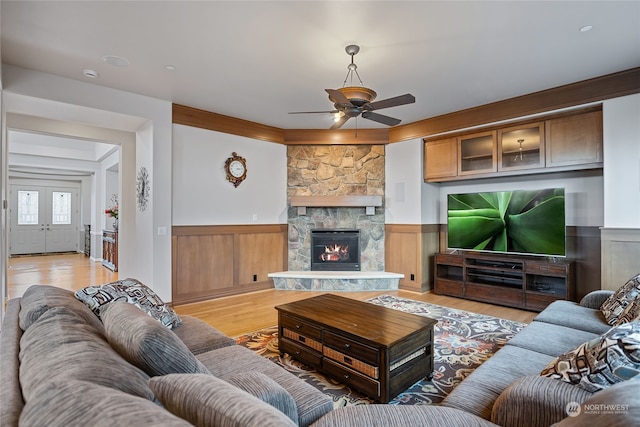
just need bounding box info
[288,110,339,114]
[365,94,415,111]
[361,111,402,126]
[330,115,351,130]
[325,89,354,106]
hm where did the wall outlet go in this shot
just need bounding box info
[252,213,258,221]
[410,273,415,281]
[253,274,258,282]
[157,226,167,235]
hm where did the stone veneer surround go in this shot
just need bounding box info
[287,145,385,272]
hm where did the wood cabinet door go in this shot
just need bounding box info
[458,130,497,176]
[498,121,545,171]
[424,138,457,181]
[546,110,603,168]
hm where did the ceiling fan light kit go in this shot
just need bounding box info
[290,44,416,130]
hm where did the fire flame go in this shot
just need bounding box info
[320,244,350,262]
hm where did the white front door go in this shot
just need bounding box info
[9,185,79,255]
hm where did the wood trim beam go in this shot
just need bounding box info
[172,223,287,236]
[172,104,285,144]
[290,195,383,207]
[283,128,389,145]
[389,67,640,142]
[173,67,639,145]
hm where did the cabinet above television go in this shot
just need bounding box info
[424,107,602,183]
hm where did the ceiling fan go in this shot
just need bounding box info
[290,45,416,130]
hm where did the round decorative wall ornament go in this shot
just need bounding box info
[136,166,150,212]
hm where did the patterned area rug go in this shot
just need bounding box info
[235,295,526,407]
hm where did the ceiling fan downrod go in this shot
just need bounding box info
[343,44,364,87]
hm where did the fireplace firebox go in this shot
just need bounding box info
[311,229,360,271]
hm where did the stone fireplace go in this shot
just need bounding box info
[268,144,402,291]
[286,145,386,272]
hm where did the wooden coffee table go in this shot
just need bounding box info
[275,294,436,403]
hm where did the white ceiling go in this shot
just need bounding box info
[2,1,640,132]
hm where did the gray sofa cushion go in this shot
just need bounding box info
[491,375,593,427]
[553,380,640,426]
[18,284,105,333]
[440,345,554,419]
[19,306,155,403]
[533,300,611,334]
[20,380,190,427]
[506,321,599,356]
[149,373,297,427]
[0,298,24,427]
[101,301,211,377]
[172,314,236,355]
[197,345,333,427]
[227,371,299,424]
[310,405,500,427]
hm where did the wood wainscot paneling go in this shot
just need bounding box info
[601,228,640,291]
[172,224,287,304]
[385,224,439,292]
[566,226,602,300]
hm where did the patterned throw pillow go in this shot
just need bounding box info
[75,278,181,329]
[540,321,640,392]
[600,273,640,325]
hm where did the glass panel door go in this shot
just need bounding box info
[498,122,545,171]
[458,131,497,175]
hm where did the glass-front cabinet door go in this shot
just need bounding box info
[498,122,545,171]
[458,130,497,175]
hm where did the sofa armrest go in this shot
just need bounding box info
[227,371,298,424]
[491,375,593,427]
[579,290,614,309]
[0,298,25,427]
[172,315,236,355]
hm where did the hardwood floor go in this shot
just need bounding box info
[6,253,539,336]
[7,253,118,299]
[173,288,538,337]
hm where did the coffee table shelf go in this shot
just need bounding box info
[275,294,436,403]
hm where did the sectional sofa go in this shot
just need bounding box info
[1,279,638,426]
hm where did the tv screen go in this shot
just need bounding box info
[447,188,566,257]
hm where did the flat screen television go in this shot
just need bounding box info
[447,188,566,257]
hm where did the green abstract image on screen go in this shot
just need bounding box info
[447,188,566,256]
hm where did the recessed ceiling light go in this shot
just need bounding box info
[102,55,130,67]
[165,65,176,71]
[579,25,593,32]
[83,69,98,78]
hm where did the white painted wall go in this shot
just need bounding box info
[384,139,423,224]
[437,171,604,227]
[603,93,640,228]
[2,65,173,302]
[172,124,287,225]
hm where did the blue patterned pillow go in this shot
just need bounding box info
[540,321,640,392]
[75,278,181,329]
